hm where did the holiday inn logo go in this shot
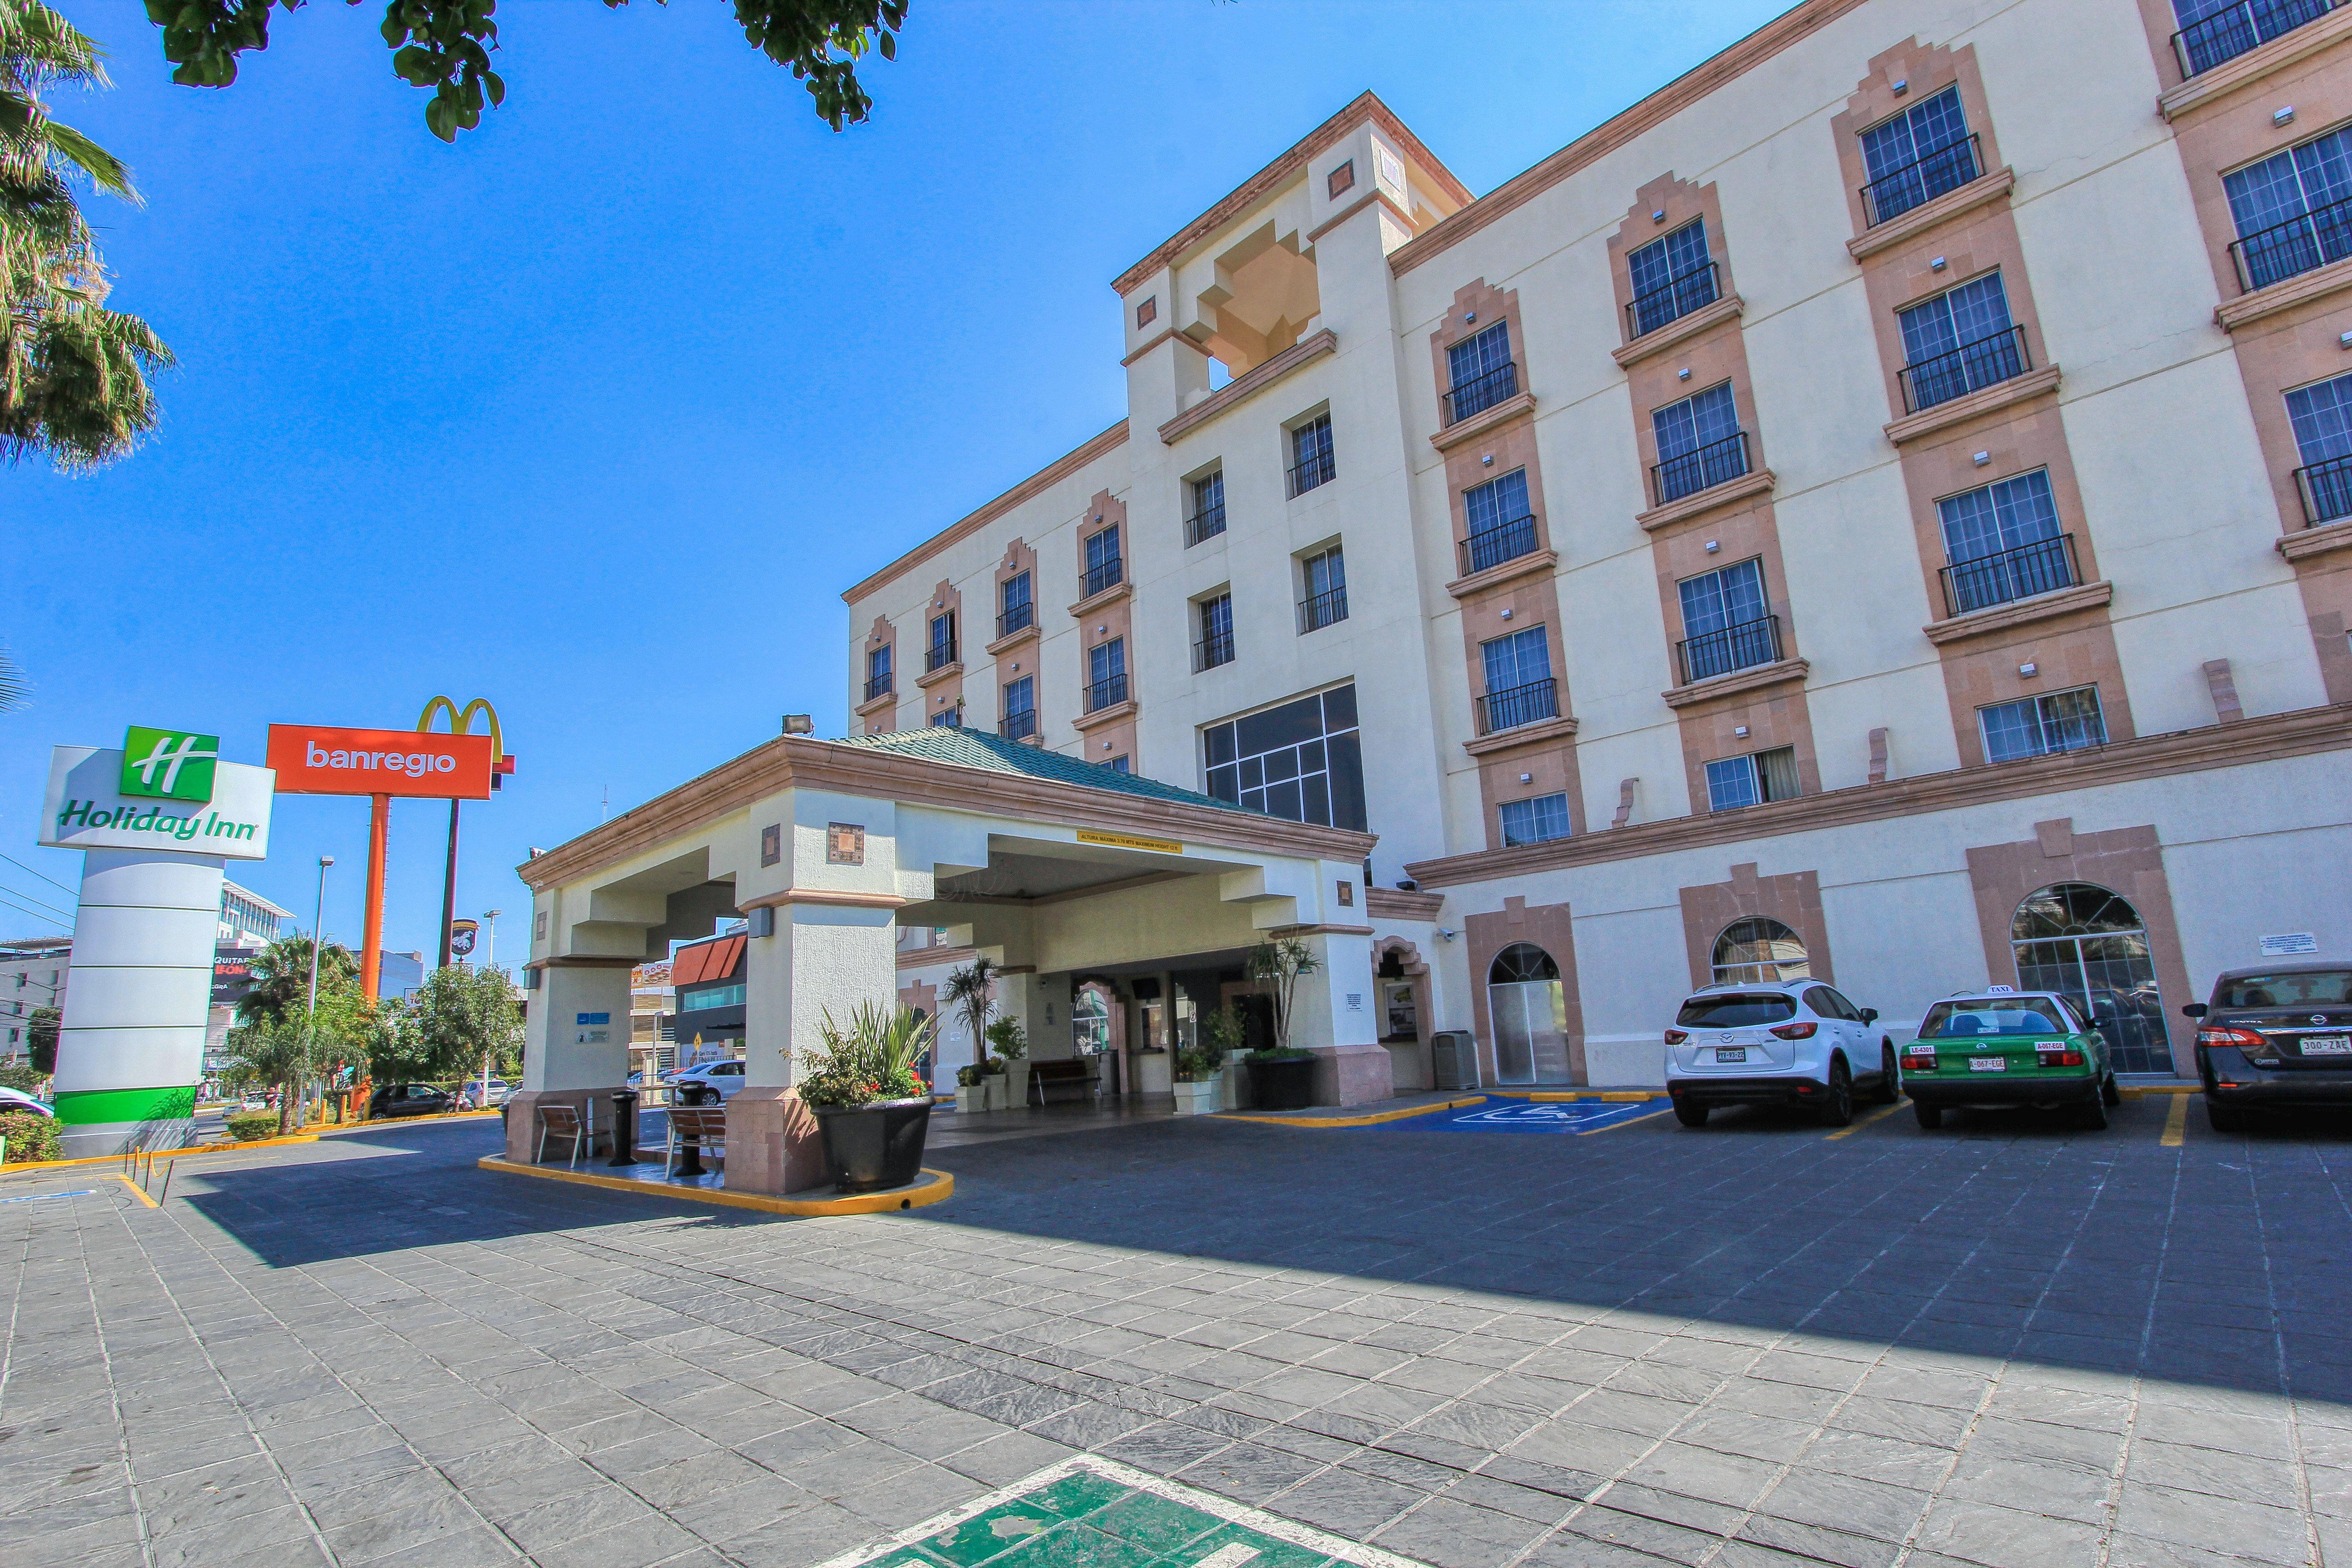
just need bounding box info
[120,726,219,803]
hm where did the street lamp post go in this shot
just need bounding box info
[477,909,503,1109]
[304,855,333,1128]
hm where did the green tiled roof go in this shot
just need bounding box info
[835,727,1245,813]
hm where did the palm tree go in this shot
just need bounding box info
[2,0,172,470]
[941,956,1000,1069]
[236,935,359,1028]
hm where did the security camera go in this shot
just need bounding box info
[1436,927,1458,942]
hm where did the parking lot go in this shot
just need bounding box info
[4,1095,2349,1568]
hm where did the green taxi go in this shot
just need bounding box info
[1900,987,2118,1130]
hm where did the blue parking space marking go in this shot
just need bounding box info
[1379,1099,1659,1134]
[0,1189,98,1205]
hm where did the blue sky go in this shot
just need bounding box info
[8,0,1788,962]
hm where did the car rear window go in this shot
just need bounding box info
[1676,994,1796,1028]
[1921,1000,2066,1038]
[2216,971,2352,1008]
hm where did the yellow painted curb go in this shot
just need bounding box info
[0,1134,323,1176]
[1216,1095,1487,1129]
[476,1156,955,1216]
[1488,1090,1665,1102]
[112,1173,158,1209]
[2120,1084,2200,1097]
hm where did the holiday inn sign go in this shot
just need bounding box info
[42,726,273,860]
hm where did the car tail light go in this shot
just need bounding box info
[2199,1026,2265,1052]
[1770,1021,1817,1040]
[1902,1047,1937,1071]
[2036,1048,2086,1067]
[1664,1029,1688,1045]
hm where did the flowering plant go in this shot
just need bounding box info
[797,1002,934,1109]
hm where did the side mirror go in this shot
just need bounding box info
[1859,1008,1879,1024]
[2181,1002,2208,1019]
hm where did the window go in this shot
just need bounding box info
[1675,558,1777,683]
[1478,626,1558,732]
[926,612,957,673]
[1298,545,1348,632]
[2225,125,2352,291]
[1980,687,2107,762]
[1202,684,1366,830]
[1897,272,2024,412]
[1499,792,1571,847]
[1461,469,1537,574]
[998,572,1033,638]
[1082,525,1123,598]
[1107,756,1131,774]
[1086,638,1127,712]
[1705,746,1799,811]
[999,676,1035,741]
[927,706,962,728]
[1711,918,1810,984]
[1626,220,1718,337]
[2289,373,2352,525]
[2011,882,2172,1073]
[1194,592,1234,671]
[680,981,745,1011]
[1186,470,1226,546]
[1444,321,1517,422]
[1288,413,1335,496]
[864,645,892,701]
[2174,0,2342,80]
[1651,382,1748,505]
[1936,469,2074,614]
[1857,85,1979,226]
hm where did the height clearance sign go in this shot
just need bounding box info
[266,725,495,798]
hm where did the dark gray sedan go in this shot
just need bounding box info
[2186,960,2352,1131]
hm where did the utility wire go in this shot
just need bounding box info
[0,882,75,924]
[0,891,72,931]
[0,853,75,898]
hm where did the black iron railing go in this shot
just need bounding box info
[1860,134,1983,228]
[1459,514,1539,577]
[2296,452,2352,526]
[1084,672,1128,713]
[999,709,1038,742]
[1184,500,1227,546]
[1193,629,1235,672]
[1940,533,2079,617]
[996,601,1033,639]
[1479,678,1559,735]
[2175,0,2337,77]
[1081,556,1124,599]
[1287,448,1336,498]
[863,672,893,702]
[1444,361,1520,424]
[1676,614,1783,686]
[1899,324,2030,413]
[1626,261,1721,339]
[925,637,958,673]
[1651,430,1751,507]
[2230,191,2352,293]
[1297,586,1348,633]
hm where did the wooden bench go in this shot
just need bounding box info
[1029,1058,1100,1106]
[662,1104,729,1178]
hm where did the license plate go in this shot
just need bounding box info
[1969,1057,2006,1073]
[1715,1047,1747,1063]
[2301,1036,2352,1055]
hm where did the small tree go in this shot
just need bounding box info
[235,935,359,1028]
[1245,938,1321,1055]
[941,955,999,1068]
[370,964,521,1085]
[27,1004,59,1075]
[222,1017,312,1134]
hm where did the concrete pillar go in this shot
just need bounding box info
[506,962,632,1161]
[1284,928,1390,1107]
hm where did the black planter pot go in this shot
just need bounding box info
[1248,1054,1317,1111]
[811,1097,933,1193]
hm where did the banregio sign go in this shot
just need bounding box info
[42,735,274,860]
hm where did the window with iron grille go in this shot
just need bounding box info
[1288,414,1335,495]
[1676,558,1774,683]
[1936,469,2072,613]
[1086,637,1127,711]
[1195,592,1234,671]
[2174,0,2341,78]
[1186,470,1226,544]
[2288,372,2352,525]
[1896,271,2022,411]
[1000,675,1036,740]
[999,571,1033,637]
[1705,747,1799,812]
[1651,382,1746,505]
[1202,684,1365,830]
[1298,545,1348,632]
[1082,525,1123,597]
[2227,127,2352,291]
[926,612,957,672]
[1499,793,1572,847]
[1444,322,1516,421]
[1479,627,1557,733]
[1858,85,1979,225]
[1980,686,2107,762]
[1461,469,1537,574]
[865,644,892,701]
[1626,220,1718,336]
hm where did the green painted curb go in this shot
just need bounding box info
[52,1085,197,1126]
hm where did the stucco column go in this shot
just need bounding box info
[1283,928,1390,1107]
[507,961,632,1161]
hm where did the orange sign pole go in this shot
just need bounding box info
[361,792,391,1001]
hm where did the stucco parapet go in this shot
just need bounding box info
[2215,256,2352,333]
[1405,701,2352,889]
[738,888,908,912]
[523,955,639,971]
[1067,580,1133,618]
[1661,657,1810,709]
[2279,517,2352,562]
[1921,581,2113,646]
[1366,887,1444,921]
[1306,188,1416,245]
[853,689,898,718]
[1157,329,1338,446]
[1845,168,2015,261]
[1430,390,1538,452]
[899,944,978,971]
[1445,548,1558,599]
[1884,364,2062,446]
[1611,294,1746,369]
[1462,715,1581,757]
[1636,469,1776,533]
[1071,698,1138,734]
[984,623,1040,657]
[2159,8,2352,122]
[914,661,964,691]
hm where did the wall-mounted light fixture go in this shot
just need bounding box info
[1519,773,1533,784]
[1705,540,1721,554]
[1481,453,1494,466]
[2276,106,2298,127]
[1973,451,1992,466]
[1464,310,1477,323]
[1930,255,1947,271]
[2019,662,2039,677]
[1891,78,1908,94]
[1678,367,1692,381]
[1651,210,1667,224]
[1499,608,1514,619]
[1734,725,1750,739]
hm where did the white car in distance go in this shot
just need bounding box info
[1664,980,1898,1128]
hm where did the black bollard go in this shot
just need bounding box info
[608,1091,640,1168]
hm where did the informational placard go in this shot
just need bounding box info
[265,723,495,798]
[2262,933,2320,957]
[40,746,274,859]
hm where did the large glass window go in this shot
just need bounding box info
[2287,372,2352,525]
[1980,686,2107,762]
[1086,638,1127,711]
[1651,382,1747,504]
[999,571,1032,637]
[1676,557,1773,682]
[1202,684,1365,830]
[1858,85,1979,225]
[1897,272,2022,411]
[1288,414,1335,495]
[1937,469,2072,613]
[2175,0,2341,76]
[1462,469,1537,574]
[1445,321,1516,421]
[1499,793,1571,847]
[2011,882,2172,1073]
[1626,220,1718,336]
[1187,470,1226,544]
[1083,525,1123,597]
[1711,918,1810,984]
[2225,126,2352,290]
[1479,626,1557,732]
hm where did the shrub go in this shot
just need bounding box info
[225,1112,280,1142]
[0,1063,44,1093]
[799,1003,934,1109]
[0,1111,60,1165]
[984,1016,1028,1060]
[1175,1046,1220,1082]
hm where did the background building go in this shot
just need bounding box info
[0,936,69,1065]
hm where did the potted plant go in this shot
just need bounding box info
[979,1055,1009,1111]
[953,1062,985,1115]
[986,1016,1029,1108]
[1172,1046,1221,1116]
[942,954,1000,1095]
[1203,1005,1247,1110]
[798,1002,937,1192]
[1243,938,1321,1110]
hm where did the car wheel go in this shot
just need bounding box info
[2206,1099,2246,1133]
[1818,1059,1854,1128]
[2075,1091,2109,1131]
[2101,1073,2122,1108]
[1673,1101,1710,1128]
[1873,1042,1900,1105]
[1913,1101,1944,1129]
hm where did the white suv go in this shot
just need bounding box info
[664,1059,747,1103]
[1664,980,1898,1127]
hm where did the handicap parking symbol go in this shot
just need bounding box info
[1384,1098,1658,1133]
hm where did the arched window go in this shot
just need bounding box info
[1486,942,1570,1084]
[2011,882,2171,1073]
[1712,918,1809,985]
